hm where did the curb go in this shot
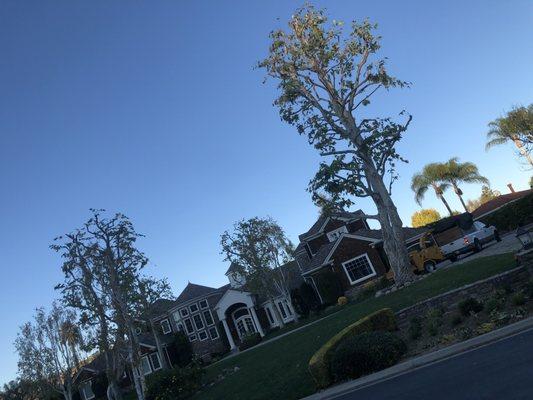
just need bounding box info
[303,315,533,400]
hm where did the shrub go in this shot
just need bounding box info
[357,281,378,301]
[482,193,533,232]
[315,270,343,305]
[291,288,310,318]
[308,308,397,389]
[299,282,321,312]
[167,331,193,368]
[408,317,422,340]
[425,308,443,336]
[458,297,483,316]
[238,332,261,351]
[476,322,496,335]
[450,313,463,326]
[330,331,406,383]
[337,296,348,306]
[146,364,204,400]
[485,298,503,314]
[511,291,526,306]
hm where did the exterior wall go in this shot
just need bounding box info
[347,219,367,232]
[307,234,329,255]
[328,237,388,293]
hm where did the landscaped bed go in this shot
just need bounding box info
[192,252,517,400]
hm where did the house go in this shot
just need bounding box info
[472,188,532,221]
[294,211,425,300]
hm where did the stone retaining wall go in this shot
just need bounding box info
[395,266,530,330]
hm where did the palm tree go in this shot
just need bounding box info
[486,104,533,167]
[411,163,454,216]
[441,158,489,212]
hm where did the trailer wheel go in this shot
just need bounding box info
[424,260,437,273]
[473,239,482,253]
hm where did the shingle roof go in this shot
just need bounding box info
[175,283,218,304]
[298,210,365,241]
[300,241,336,273]
[143,298,176,319]
[472,189,532,219]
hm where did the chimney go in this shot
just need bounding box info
[507,183,515,193]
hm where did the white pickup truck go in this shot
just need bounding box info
[440,221,501,261]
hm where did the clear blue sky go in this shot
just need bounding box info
[0,0,531,384]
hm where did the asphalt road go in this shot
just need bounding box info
[332,327,533,400]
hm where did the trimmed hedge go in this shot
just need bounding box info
[146,364,204,400]
[330,331,406,382]
[308,308,397,389]
[481,192,533,232]
[239,332,261,351]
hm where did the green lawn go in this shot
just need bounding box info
[193,253,517,400]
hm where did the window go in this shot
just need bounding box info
[265,307,275,325]
[277,302,287,319]
[203,310,214,326]
[80,381,95,400]
[342,254,376,285]
[198,330,208,341]
[149,352,162,371]
[189,303,199,313]
[208,326,219,340]
[189,334,197,342]
[160,319,172,334]
[180,308,189,317]
[199,299,209,309]
[140,356,152,376]
[176,323,184,332]
[193,314,204,330]
[183,318,194,334]
[135,327,142,335]
[285,301,293,316]
[327,226,348,242]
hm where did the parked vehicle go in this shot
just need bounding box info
[406,232,446,273]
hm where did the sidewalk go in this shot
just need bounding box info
[303,315,533,399]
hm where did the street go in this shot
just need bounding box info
[332,327,533,400]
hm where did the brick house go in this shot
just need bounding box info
[294,211,425,300]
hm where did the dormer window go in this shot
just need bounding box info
[160,319,172,335]
[327,226,348,242]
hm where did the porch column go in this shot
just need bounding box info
[221,318,237,350]
[248,307,265,337]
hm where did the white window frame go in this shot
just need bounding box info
[149,352,162,371]
[193,314,204,330]
[199,299,209,309]
[202,310,214,326]
[140,356,152,376]
[341,253,377,285]
[80,381,95,400]
[189,334,197,342]
[327,226,348,242]
[160,319,172,335]
[189,303,199,313]
[208,326,219,340]
[183,318,194,334]
[198,330,208,341]
[180,308,189,317]
[264,305,275,325]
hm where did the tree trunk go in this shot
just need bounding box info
[106,377,123,400]
[269,298,285,328]
[437,193,454,216]
[365,165,415,285]
[453,184,469,212]
[513,138,533,167]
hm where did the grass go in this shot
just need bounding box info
[192,252,516,400]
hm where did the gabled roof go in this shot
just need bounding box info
[143,298,176,319]
[175,283,218,304]
[472,189,532,219]
[298,210,365,241]
[225,262,241,275]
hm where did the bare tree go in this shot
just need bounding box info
[15,303,84,400]
[221,217,298,327]
[259,6,414,284]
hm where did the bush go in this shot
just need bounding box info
[291,288,310,318]
[308,308,397,389]
[526,281,533,298]
[426,308,443,336]
[299,282,321,312]
[511,291,526,306]
[450,313,463,326]
[238,332,261,351]
[458,297,483,316]
[146,364,204,400]
[330,331,406,383]
[315,270,343,305]
[337,296,348,306]
[408,317,422,340]
[357,281,378,301]
[482,193,533,232]
[167,331,193,367]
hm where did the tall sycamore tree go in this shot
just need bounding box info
[259,6,414,283]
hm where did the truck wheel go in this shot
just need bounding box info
[474,239,482,253]
[494,230,502,242]
[449,254,458,262]
[424,260,437,273]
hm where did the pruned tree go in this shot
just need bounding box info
[220,217,297,327]
[411,163,453,216]
[53,210,168,400]
[258,5,415,284]
[441,158,489,212]
[486,104,533,167]
[14,303,84,400]
[411,209,441,228]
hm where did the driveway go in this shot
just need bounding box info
[332,327,533,400]
[436,229,522,271]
